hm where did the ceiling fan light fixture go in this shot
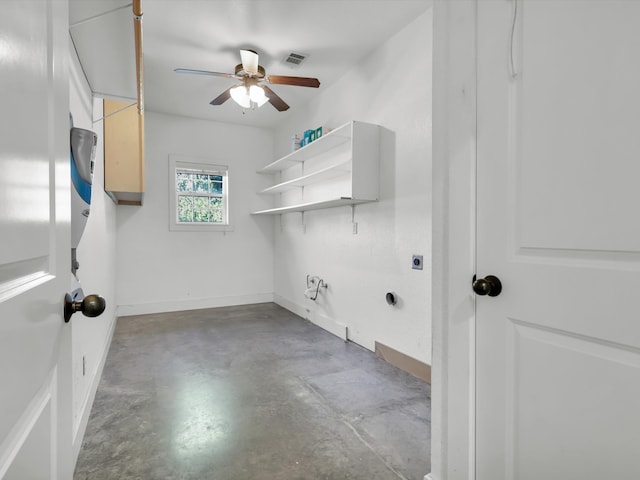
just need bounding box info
[249,85,268,107]
[230,84,268,109]
[230,85,251,108]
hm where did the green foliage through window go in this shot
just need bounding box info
[175,169,225,224]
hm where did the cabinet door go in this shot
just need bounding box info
[104,99,145,205]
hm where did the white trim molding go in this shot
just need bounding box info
[72,312,118,464]
[432,0,477,478]
[117,293,274,317]
[168,154,233,233]
[274,294,348,342]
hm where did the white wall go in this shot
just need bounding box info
[272,10,433,364]
[115,112,275,315]
[69,41,118,459]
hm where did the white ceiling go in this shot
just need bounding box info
[70,0,431,129]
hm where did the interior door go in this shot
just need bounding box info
[476,1,640,478]
[0,1,72,478]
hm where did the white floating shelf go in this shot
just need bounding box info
[254,120,379,215]
[258,121,353,173]
[251,198,376,215]
[258,161,352,195]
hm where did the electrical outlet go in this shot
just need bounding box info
[412,254,423,270]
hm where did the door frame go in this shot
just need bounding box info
[431,1,477,479]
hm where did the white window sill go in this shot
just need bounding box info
[169,223,234,233]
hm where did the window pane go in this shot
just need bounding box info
[193,196,210,222]
[178,195,193,222]
[210,181,223,194]
[210,197,223,223]
[177,172,193,192]
[194,174,209,193]
[173,162,227,228]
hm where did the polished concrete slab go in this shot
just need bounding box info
[74,303,431,479]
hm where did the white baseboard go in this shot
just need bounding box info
[71,310,117,466]
[274,294,348,341]
[273,294,306,318]
[116,293,275,317]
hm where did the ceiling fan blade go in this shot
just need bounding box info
[262,86,290,111]
[240,49,259,75]
[267,75,320,88]
[174,68,236,79]
[210,87,233,106]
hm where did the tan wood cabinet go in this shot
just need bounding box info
[103,99,145,205]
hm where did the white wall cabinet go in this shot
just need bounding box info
[252,121,380,215]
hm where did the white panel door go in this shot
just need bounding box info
[0,1,72,478]
[476,1,640,479]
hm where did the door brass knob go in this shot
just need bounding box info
[472,275,502,297]
[64,293,106,323]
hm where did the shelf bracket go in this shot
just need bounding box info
[301,211,307,234]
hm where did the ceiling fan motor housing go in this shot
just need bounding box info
[235,63,265,79]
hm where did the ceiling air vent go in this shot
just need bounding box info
[282,52,308,69]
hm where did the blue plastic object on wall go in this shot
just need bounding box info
[69,114,97,253]
[70,151,92,204]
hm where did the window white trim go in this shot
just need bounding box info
[169,155,233,232]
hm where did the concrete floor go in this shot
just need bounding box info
[74,303,431,479]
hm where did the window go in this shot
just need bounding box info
[169,156,231,232]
